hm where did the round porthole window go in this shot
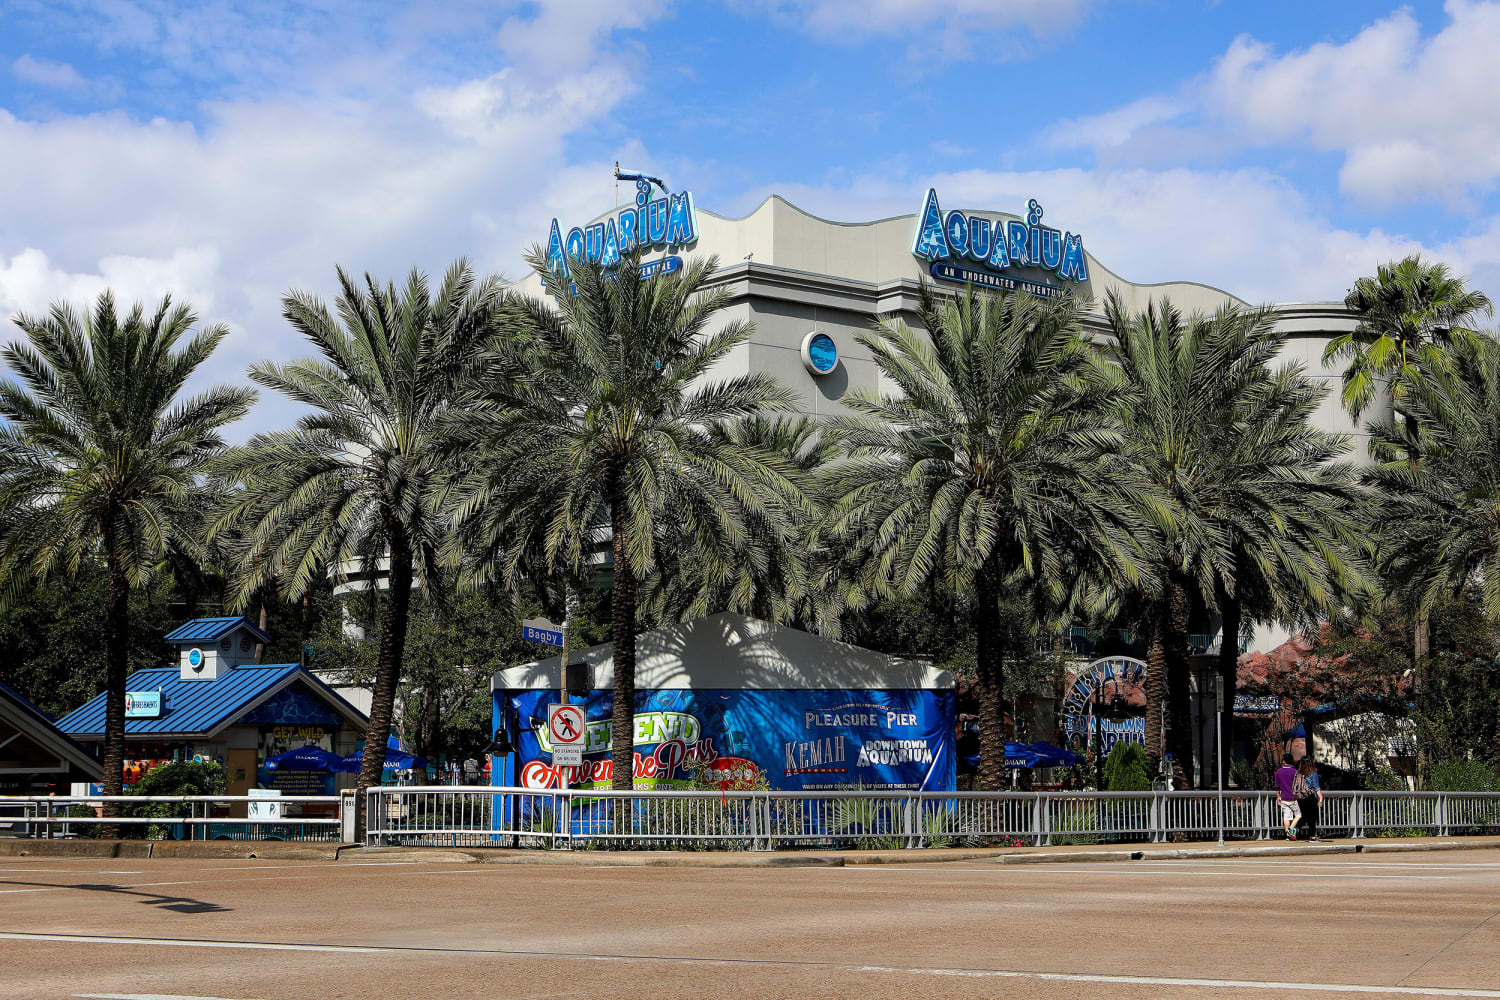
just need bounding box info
[188,648,204,671]
[800,331,838,375]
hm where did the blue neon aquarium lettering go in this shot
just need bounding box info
[542,176,700,280]
[910,188,1088,289]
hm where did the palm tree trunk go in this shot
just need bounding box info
[100,514,129,839]
[355,531,413,841]
[1144,615,1166,775]
[1215,577,1241,790]
[973,561,1006,793]
[1166,574,1194,787]
[609,469,637,792]
[1413,606,1430,787]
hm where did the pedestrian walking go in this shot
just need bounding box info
[1275,753,1301,840]
[1296,757,1324,842]
[463,756,479,784]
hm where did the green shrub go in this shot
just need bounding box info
[1103,742,1151,791]
[127,760,227,839]
[1427,758,1497,792]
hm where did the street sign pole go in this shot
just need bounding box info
[558,584,572,794]
[1215,686,1226,848]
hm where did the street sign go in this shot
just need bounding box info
[548,703,586,767]
[521,617,565,647]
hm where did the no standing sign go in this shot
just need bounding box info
[548,703,586,768]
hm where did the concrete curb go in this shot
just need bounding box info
[338,846,849,868]
[0,840,351,860]
[1361,840,1495,853]
[1001,851,1142,864]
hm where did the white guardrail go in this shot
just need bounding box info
[364,787,1500,850]
[0,794,346,842]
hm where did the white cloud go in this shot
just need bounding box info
[0,4,668,437]
[1048,1,1500,205]
[0,246,221,320]
[736,164,1500,304]
[11,54,89,91]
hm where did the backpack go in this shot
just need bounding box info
[1293,772,1312,799]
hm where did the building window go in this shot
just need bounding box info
[220,638,231,652]
[241,636,252,653]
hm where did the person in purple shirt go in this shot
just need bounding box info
[1275,753,1301,840]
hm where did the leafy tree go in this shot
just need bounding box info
[212,261,502,826]
[0,292,253,832]
[1106,294,1366,784]
[0,570,175,719]
[818,282,1140,791]
[447,249,805,790]
[314,584,609,762]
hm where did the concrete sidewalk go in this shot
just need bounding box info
[5,834,1499,865]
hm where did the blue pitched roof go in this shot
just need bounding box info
[55,664,366,739]
[163,616,273,645]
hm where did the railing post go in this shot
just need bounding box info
[1437,793,1448,837]
[1352,791,1363,839]
[903,796,916,849]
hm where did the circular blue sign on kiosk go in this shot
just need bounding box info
[800,331,838,375]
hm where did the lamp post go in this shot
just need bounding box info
[1092,680,1104,791]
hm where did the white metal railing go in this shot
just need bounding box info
[364,787,1500,849]
[0,795,342,842]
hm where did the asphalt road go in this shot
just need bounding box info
[2,849,1499,999]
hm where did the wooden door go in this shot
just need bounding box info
[226,748,257,819]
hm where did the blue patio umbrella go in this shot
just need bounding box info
[1029,741,1083,768]
[264,744,342,771]
[965,742,1075,770]
[1003,741,1043,768]
[335,736,427,774]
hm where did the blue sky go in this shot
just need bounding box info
[2,0,1499,433]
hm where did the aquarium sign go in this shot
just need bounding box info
[911,189,1089,289]
[546,177,698,279]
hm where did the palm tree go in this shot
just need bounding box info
[1327,255,1491,702]
[0,292,253,831]
[1108,294,1366,783]
[1364,332,1500,772]
[638,415,837,631]
[447,249,806,790]
[1325,255,1492,423]
[212,260,501,822]
[818,282,1142,792]
[1203,362,1369,787]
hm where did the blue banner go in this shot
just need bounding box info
[495,687,955,792]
